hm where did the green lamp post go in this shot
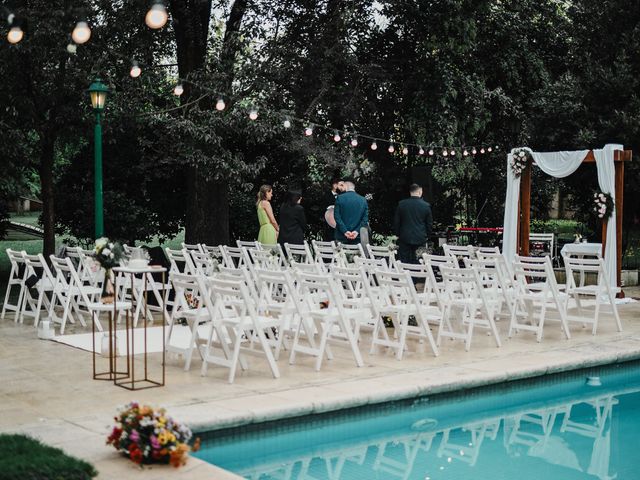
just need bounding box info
[88,79,109,239]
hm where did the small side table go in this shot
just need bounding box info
[113,266,167,390]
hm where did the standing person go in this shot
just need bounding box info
[334,181,368,245]
[323,177,345,241]
[256,184,278,244]
[393,183,433,264]
[278,190,306,249]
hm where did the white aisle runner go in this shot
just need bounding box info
[51,325,211,356]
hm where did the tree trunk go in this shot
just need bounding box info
[171,0,247,245]
[40,130,56,257]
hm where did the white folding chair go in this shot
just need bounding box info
[564,257,622,334]
[331,265,382,338]
[443,243,476,264]
[166,273,211,371]
[220,245,246,268]
[20,253,56,327]
[509,255,571,342]
[529,232,555,260]
[237,240,260,250]
[422,253,457,292]
[395,260,444,313]
[366,244,397,267]
[334,243,365,266]
[246,246,286,270]
[369,269,439,359]
[181,242,202,253]
[289,270,364,371]
[284,242,314,264]
[312,240,338,266]
[438,265,502,351]
[200,276,282,383]
[465,256,515,319]
[165,247,189,274]
[2,249,27,321]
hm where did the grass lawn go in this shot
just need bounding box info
[0,434,96,480]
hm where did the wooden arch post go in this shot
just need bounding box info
[517,149,632,292]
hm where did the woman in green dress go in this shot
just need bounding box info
[256,184,279,244]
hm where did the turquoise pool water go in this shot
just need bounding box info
[195,362,640,479]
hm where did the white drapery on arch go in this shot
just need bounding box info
[502,144,620,289]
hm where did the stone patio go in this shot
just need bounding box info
[1,295,639,479]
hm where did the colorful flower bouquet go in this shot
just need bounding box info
[510,148,530,177]
[107,402,199,467]
[593,191,614,220]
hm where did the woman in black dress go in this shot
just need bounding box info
[278,190,306,250]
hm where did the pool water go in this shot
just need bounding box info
[194,362,640,479]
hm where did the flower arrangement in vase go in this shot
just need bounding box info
[107,402,199,467]
[93,238,125,303]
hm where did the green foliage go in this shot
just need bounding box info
[0,434,97,480]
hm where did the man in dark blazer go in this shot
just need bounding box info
[322,177,344,241]
[393,183,433,263]
[334,181,368,245]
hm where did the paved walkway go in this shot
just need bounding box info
[1,299,639,479]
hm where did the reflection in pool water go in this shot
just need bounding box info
[195,362,640,479]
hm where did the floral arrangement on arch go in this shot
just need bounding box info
[107,402,199,467]
[593,191,614,220]
[510,148,531,177]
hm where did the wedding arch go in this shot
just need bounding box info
[502,144,632,291]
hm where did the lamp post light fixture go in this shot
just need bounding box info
[88,79,109,238]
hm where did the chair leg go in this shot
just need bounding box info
[227,329,244,384]
[255,327,281,378]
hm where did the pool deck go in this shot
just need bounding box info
[1,293,640,479]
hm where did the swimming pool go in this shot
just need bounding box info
[194,361,640,479]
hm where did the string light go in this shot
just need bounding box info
[304,125,313,136]
[472,147,477,155]
[487,146,493,152]
[145,1,168,29]
[350,137,358,147]
[442,150,448,157]
[173,84,183,96]
[402,146,409,155]
[388,144,395,153]
[480,147,486,154]
[129,61,142,78]
[215,98,226,111]
[371,141,378,151]
[249,108,258,120]
[7,26,23,44]
[333,131,341,142]
[71,21,91,44]
[418,147,425,155]
[463,149,469,156]
[428,149,434,156]
[450,149,456,156]
[283,118,291,128]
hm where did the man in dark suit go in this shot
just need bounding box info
[334,181,368,244]
[393,183,433,263]
[323,177,344,241]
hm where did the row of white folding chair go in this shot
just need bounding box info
[20,253,56,326]
[48,255,131,335]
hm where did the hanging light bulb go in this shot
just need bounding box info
[304,126,313,136]
[472,147,477,155]
[72,21,91,44]
[463,149,469,156]
[442,150,448,157]
[370,141,378,151]
[480,147,486,154]
[450,149,456,156]
[402,146,409,155]
[129,61,142,78]
[428,149,434,156]
[145,1,168,29]
[283,118,291,128]
[350,137,358,147]
[7,26,23,44]
[249,109,258,120]
[215,98,226,111]
[487,146,493,152]
[418,147,425,155]
[388,144,395,153]
[333,131,341,142]
[173,83,184,96]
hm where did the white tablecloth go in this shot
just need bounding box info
[561,242,602,258]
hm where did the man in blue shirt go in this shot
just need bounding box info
[334,181,369,245]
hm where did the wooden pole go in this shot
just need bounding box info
[519,160,532,256]
[615,157,625,295]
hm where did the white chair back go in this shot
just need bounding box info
[1,249,27,321]
[284,242,314,264]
